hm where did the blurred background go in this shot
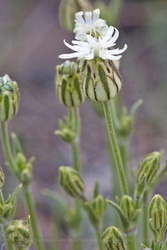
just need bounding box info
[0,0,167,246]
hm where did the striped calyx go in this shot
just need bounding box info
[149,194,167,242]
[0,167,5,188]
[5,219,32,248]
[80,58,122,102]
[137,152,160,185]
[102,226,126,250]
[120,195,135,221]
[56,61,85,107]
[59,166,85,199]
[0,75,19,122]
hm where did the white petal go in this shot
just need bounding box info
[86,35,96,45]
[63,40,81,52]
[111,44,128,55]
[101,26,115,43]
[92,9,100,22]
[75,11,85,24]
[59,52,84,59]
[84,11,92,24]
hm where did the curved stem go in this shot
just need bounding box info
[23,187,44,250]
[102,101,129,196]
[95,230,104,250]
[126,232,136,250]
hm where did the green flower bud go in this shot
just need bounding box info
[59,166,85,199]
[55,116,76,143]
[0,75,19,122]
[84,195,107,229]
[56,61,85,107]
[120,195,135,221]
[137,152,160,185]
[149,195,167,242]
[102,226,126,250]
[80,58,122,102]
[5,219,32,248]
[0,167,5,188]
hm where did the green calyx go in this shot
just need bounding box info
[149,194,167,243]
[5,217,32,248]
[56,60,85,107]
[80,58,122,102]
[0,75,20,122]
[102,226,126,250]
[59,166,85,199]
[0,167,5,188]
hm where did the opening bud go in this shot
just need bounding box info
[5,218,32,248]
[149,194,167,242]
[0,75,19,122]
[80,58,122,102]
[56,61,85,107]
[59,166,85,199]
[102,226,126,250]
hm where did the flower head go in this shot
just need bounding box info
[74,9,108,40]
[59,26,127,61]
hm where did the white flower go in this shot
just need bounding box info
[74,9,108,40]
[59,26,127,61]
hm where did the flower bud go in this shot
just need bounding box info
[149,195,167,242]
[0,167,5,188]
[59,166,85,199]
[80,58,122,102]
[102,226,126,250]
[120,195,135,221]
[5,219,32,248]
[56,61,85,107]
[137,152,160,185]
[0,75,19,122]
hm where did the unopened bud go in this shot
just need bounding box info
[120,195,135,221]
[149,195,167,242]
[0,75,19,122]
[5,219,32,248]
[102,226,126,250]
[80,58,122,102]
[0,167,5,188]
[56,61,85,107]
[59,166,85,198]
[137,152,160,185]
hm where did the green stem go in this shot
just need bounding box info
[1,122,18,174]
[23,187,44,250]
[0,122,44,250]
[95,230,104,250]
[2,224,14,250]
[102,101,129,196]
[126,232,136,250]
[142,191,149,247]
[71,106,81,172]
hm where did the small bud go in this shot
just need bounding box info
[0,75,19,122]
[55,116,76,143]
[80,58,122,102]
[5,219,32,248]
[59,166,85,199]
[102,226,126,250]
[149,195,167,242]
[137,152,160,185]
[56,61,85,107]
[0,167,5,188]
[84,195,107,229]
[120,195,135,221]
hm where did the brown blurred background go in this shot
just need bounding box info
[0,0,167,246]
